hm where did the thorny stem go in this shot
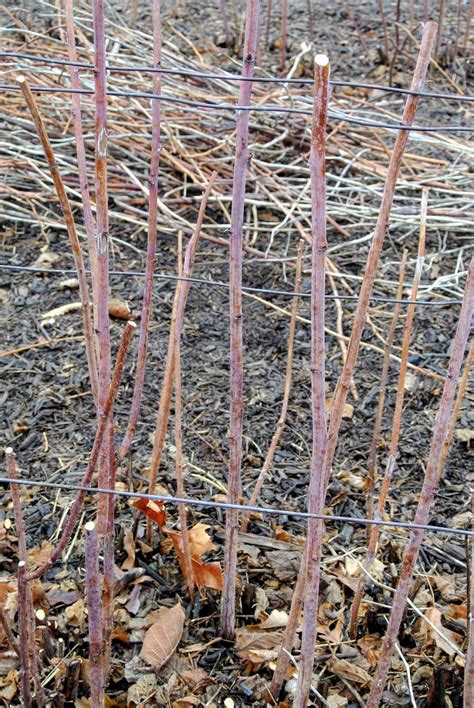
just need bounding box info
[293,53,330,708]
[119,0,162,459]
[365,251,408,522]
[366,256,474,707]
[17,562,32,708]
[242,239,304,530]
[350,190,428,638]
[6,449,27,562]
[221,0,260,640]
[271,22,438,698]
[26,322,136,582]
[92,0,113,537]
[84,522,104,708]
[6,450,45,706]
[16,76,98,403]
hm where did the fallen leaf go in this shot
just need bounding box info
[172,697,200,707]
[121,527,136,571]
[245,609,289,631]
[191,559,223,591]
[140,603,185,671]
[131,498,167,528]
[127,673,158,706]
[235,628,284,668]
[109,298,131,320]
[27,541,55,567]
[65,599,87,628]
[327,658,372,686]
[423,607,463,657]
[167,525,223,591]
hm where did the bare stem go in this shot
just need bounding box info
[147,175,217,509]
[6,448,27,562]
[17,561,32,708]
[350,190,428,637]
[119,0,162,459]
[367,256,474,708]
[92,0,113,537]
[26,322,136,582]
[242,239,304,531]
[64,0,99,373]
[365,251,408,522]
[221,0,260,640]
[271,24,437,694]
[280,0,288,74]
[293,53,330,708]
[84,522,104,708]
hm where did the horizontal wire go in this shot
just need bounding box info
[0,263,463,307]
[2,82,473,133]
[0,476,471,538]
[2,50,474,103]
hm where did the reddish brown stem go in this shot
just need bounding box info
[147,176,217,508]
[119,0,162,459]
[271,24,437,695]
[366,251,408,522]
[280,0,288,73]
[84,521,104,707]
[324,23,437,493]
[367,256,474,708]
[16,76,98,402]
[17,561,32,708]
[92,0,113,538]
[350,190,428,638]
[221,0,260,640]
[242,239,304,530]
[64,0,99,375]
[26,322,136,582]
[6,448,27,562]
[293,53,330,708]
[438,336,474,478]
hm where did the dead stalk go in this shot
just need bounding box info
[366,251,408,522]
[293,53,330,708]
[367,256,474,707]
[221,0,260,640]
[119,0,162,459]
[271,23,437,696]
[350,189,428,638]
[16,76,98,402]
[26,322,136,582]
[466,484,474,708]
[242,239,304,531]
[84,521,104,708]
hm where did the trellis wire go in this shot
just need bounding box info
[1,82,473,133]
[0,263,464,307]
[2,50,474,103]
[0,476,471,538]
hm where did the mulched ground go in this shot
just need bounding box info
[0,1,472,706]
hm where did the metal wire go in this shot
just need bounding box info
[0,263,463,307]
[2,82,473,133]
[0,476,471,538]
[2,50,474,103]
